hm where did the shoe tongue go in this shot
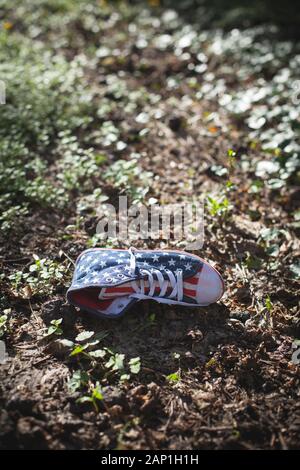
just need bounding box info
[135,259,203,281]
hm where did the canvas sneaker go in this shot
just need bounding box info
[67,247,224,318]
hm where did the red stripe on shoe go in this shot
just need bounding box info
[100,273,200,300]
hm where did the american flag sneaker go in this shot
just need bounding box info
[67,248,224,318]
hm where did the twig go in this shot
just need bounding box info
[60,250,75,266]
[0,257,30,264]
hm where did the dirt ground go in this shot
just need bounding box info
[0,1,299,450]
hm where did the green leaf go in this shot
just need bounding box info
[89,349,106,358]
[113,353,125,371]
[105,353,125,371]
[92,385,103,401]
[129,357,141,374]
[266,244,280,257]
[105,356,115,369]
[44,318,63,337]
[148,313,156,324]
[227,149,236,158]
[77,396,93,404]
[166,372,180,383]
[289,262,300,279]
[70,345,85,356]
[75,331,94,342]
[84,340,100,349]
[57,339,74,348]
[68,369,89,393]
[120,374,131,382]
[265,295,273,312]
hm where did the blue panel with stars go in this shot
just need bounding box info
[68,248,203,291]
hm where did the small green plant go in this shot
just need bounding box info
[105,352,125,372]
[86,234,118,248]
[129,357,141,374]
[259,228,288,259]
[76,331,95,342]
[148,313,156,324]
[44,318,63,337]
[206,195,232,218]
[244,252,263,271]
[227,148,236,169]
[258,294,275,329]
[9,255,68,295]
[69,344,91,358]
[210,165,228,177]
[24,177,67,208]
[265,295,273,312]
[249,180,264,194]
[76,188,109,215]
[57,133,107,190]
[289,262,300,279]
[68,329,141,392]
[103,351,141,382]
[0,205,29,232]
[70,330,109,359]
[104,159,153,202]
[166,371,180,383]
[77,382,104,412]
[70,344,106,359]
[206,357,218,369]
[68,349,140,411]
[98,121,120,146]
[68,369,89,393]
[0,38,97,232]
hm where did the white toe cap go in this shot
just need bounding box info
[196,263,224,305]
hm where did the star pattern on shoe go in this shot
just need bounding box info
[67,248,225,320]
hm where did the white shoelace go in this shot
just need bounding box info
[128,247,184,302]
